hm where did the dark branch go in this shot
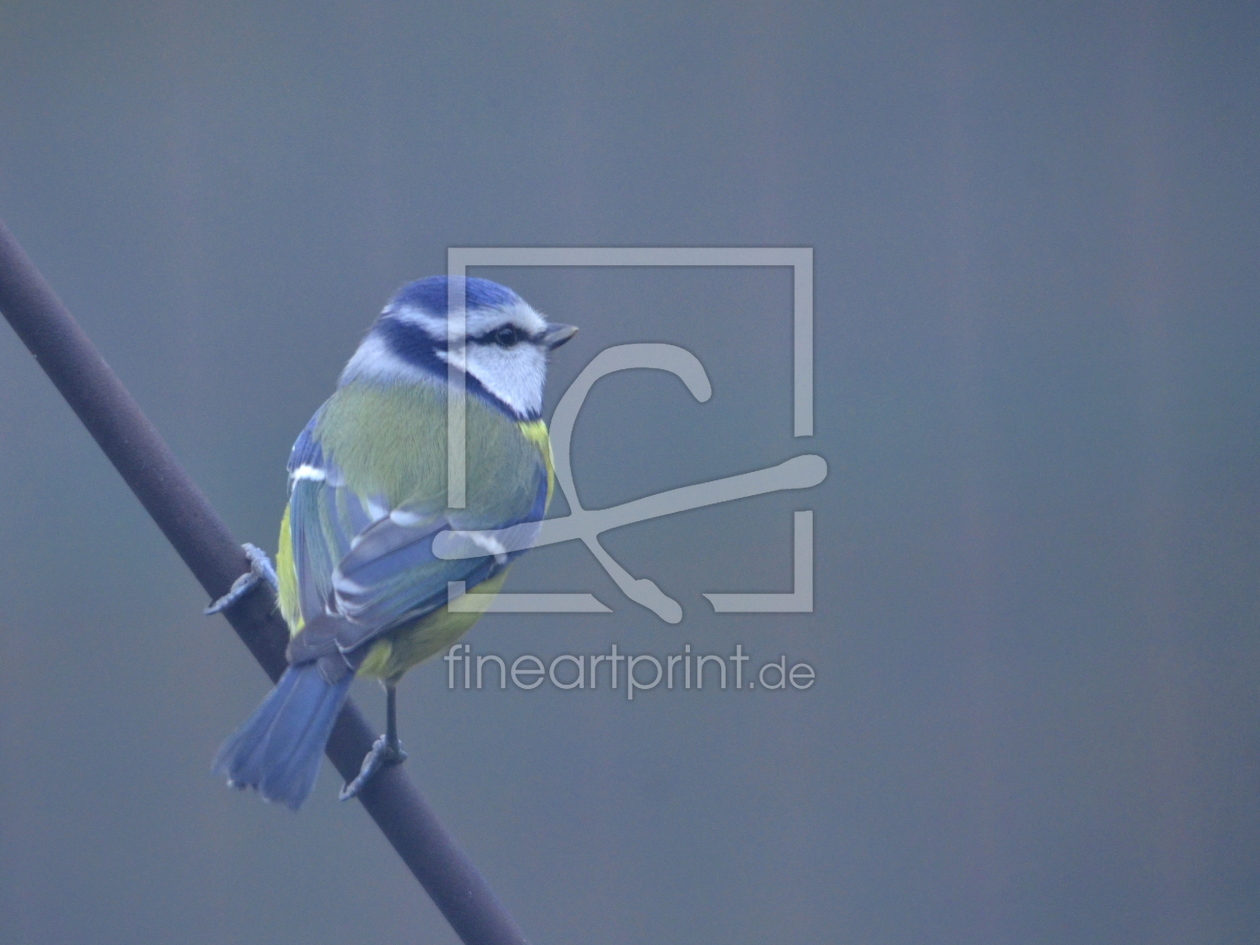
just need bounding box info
[0,217,531,945]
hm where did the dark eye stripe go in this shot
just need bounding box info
[469,325,542,347]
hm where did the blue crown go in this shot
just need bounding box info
[389,276,522,316]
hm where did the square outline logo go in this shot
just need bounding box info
[437,247,824,622]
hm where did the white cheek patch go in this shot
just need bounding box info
[436,345,464,373]
[462,343,547,418]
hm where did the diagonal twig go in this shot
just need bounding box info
[0,216,531,945]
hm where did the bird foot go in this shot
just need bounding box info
[205,543,279,615]
[339,735,408,801]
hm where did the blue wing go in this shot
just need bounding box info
[283,415,545,665]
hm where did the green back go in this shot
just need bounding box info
[313,380,542,527]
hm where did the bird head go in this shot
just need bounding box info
[340,276,577,420]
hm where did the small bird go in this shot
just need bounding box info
[214,276,576,809]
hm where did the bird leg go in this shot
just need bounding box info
[339,682,408,801]
[205,543,279,614]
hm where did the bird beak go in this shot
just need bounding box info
[543,324,578,349]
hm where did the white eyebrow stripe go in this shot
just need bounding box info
[390,300,548,339]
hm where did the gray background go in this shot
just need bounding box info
[1,2,1258,943]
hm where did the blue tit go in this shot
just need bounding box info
[213,276,576,809]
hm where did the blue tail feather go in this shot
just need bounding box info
[213,664,354,810]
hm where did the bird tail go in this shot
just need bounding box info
[213,663,354,810]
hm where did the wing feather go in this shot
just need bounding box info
[284,432,547,666]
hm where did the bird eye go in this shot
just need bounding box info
[494,326,521,348]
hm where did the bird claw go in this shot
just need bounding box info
[339,735,408,801]
[205,543,280,614]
